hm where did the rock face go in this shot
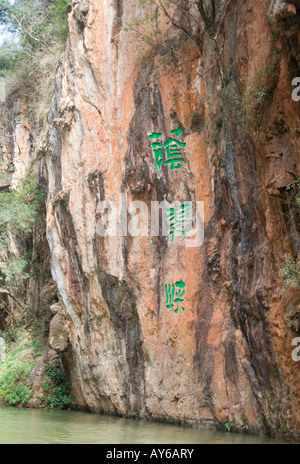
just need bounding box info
[49,313,70,353]
[6,0,299,435]
[270,0,298,21]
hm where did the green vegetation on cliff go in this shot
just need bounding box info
[42,364,73,410]
[0,326,72,409]
[279,258,300,294]
[0,178,45,295]
[0,0,69,119]
[0,327,39,406]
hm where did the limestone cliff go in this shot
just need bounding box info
[1,0,300,437]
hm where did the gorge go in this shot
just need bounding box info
[0,0,299,441]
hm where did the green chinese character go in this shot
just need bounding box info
[165,284,175,310]
[166,204,191,242]
[165,280,186,314]
[149,132,163,171]
[171,128,184,137]
[149,128,186,172]
[163,136,186,171]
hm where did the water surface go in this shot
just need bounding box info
[0,408,282,444]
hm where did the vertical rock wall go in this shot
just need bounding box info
[41,0,300,435]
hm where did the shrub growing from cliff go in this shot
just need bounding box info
[0,0,69,50]
[286,179,300,208]
[279,258,300,294]
[0,326,72,409]
[0,0,69,118]
[0,327,39,406]
[0,178,45,311]
[242,50,280,132]
[41,364,73,410]
[124,0,226,77]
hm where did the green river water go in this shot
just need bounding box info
[0,408,283,444]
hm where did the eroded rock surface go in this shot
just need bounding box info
[49,313,70,353]
[2,0,300,437]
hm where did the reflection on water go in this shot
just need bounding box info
[0,408,281,444]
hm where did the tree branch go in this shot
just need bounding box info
[196,0,216,28]
[155,0,204,59]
